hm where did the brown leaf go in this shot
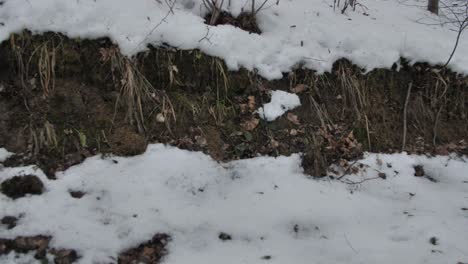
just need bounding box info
[270,139,280,149]
[291,84,308,94]
[287,113,300,125]
[248,96,256,111]
[241,118,260,131]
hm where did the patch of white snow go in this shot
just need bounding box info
[257,90,301,121]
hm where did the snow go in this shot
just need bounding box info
[0,148,12,162]
[1,145,468,263]
[0,0,467,79]
[258,90,301,121]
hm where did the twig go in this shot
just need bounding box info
[402,82,413,152]
[344,233,358,254]
[365,114,371,151]
[433,105,443,146]
[336,160,359,180]
[132,0,177,53]
[340,176,381,185]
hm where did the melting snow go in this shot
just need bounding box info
[1,145,468,263]
[258,90,301,121]
[0,0,467,79]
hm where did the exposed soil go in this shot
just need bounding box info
[0,32,466,179]
[0,175,44,199]
[0,233,169,263]
[204,11,262,34]
[0,235,78,263]
[118,233,170,264]
[0,31,467,263]
[1,216,18,230]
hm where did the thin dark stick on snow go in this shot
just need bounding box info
[198,25,213,43]
[132,0,177,53]
[337,160,359,180]
[365,114,371,151]
[340,176,381,185]
[344,233,358,254]
[402,82,413,152]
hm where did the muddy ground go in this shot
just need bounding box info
[0,31,467,262]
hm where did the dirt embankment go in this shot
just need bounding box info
[0,31,466,178]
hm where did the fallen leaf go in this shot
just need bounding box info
[291,84,308,94]
[241,118,260,131]
[287,113,300,125]
[248,96,256,111]
[270,139,280,148]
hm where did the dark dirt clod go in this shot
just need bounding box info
[429,237,438,245]
[50,248,79,264]
[205,12,261,34]
[261,255,272,260]
[218,232,232,241]
[378,172,387,179]
[414,165,425,177]
[118,233,170,264]
[0,235,79,263]
[69,190,86,199]
[0,238,12,254]
[0,175,44,199]
[293,224,299,234]
[13,235,50,258]
[1,216,18,229]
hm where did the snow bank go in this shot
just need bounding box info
[0,0,467,79]
[1,145,467,263]
[258,90,301,121]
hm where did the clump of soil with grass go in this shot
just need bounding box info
[205,11,262,34]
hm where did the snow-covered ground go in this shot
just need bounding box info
[1,0,468,263]
[1,145,467,263]
[0,0,467,79]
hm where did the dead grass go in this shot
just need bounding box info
[100,46,176,133]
